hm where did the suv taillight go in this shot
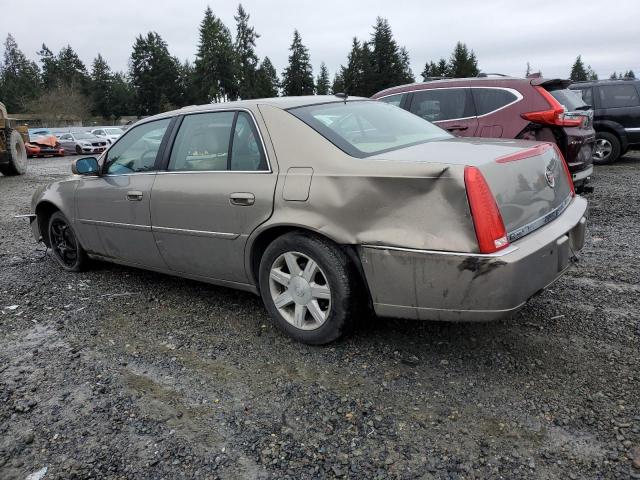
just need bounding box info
[552,144,576,197]
[521,86,583,127]
[464,166,509,253]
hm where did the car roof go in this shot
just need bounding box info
[374,77,535,97]
[140,95,370,123]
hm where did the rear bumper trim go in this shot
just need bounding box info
[572,165,593,182]
[507,194,572,243]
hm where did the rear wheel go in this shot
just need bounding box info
[593,132,620,164]
[75,145,82,155]
[0,129,27,176]
[48,211,88,272]
[259,232,362,345]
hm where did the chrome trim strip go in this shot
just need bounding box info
[79,219,151,232]
[361,244,519,258]
[14,214,37,220]
[624,127,640,132]
[377,86,524,121]
[507,195,573,243]
[152,226,239,239]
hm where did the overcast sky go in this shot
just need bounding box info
[3,0,639,82]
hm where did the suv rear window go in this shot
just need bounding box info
[472,88,518,115]
[289,101,451,158]
[598,84,640,108]
[547,88,588,111]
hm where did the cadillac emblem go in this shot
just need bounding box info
[545,163,556,188]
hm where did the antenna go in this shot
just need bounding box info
[334,92,348,104]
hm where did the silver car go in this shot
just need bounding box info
[90,127,125,145]
[28,96,587,344]
[57,132,108,155]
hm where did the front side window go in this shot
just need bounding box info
[289,100,452,158]
[472,88,519,115]
[410,88,473,122]
[104,118,170,174]
[168,112,234,171]
[599,85,640,108]
[378,93,405,107]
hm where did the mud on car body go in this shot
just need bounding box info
[28,96,587,344]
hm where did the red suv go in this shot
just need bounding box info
[372,77,595,192]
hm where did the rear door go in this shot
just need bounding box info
[597,83,640,144]
[150,109,276,283]
[407,87,478,136]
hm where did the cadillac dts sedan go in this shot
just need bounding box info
[28,96,587,344]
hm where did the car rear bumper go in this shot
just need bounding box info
[572,165,593,185]
[358,195,588,321]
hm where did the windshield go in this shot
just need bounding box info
[288,100,452,158]
[105,128,124,135]
[547,88,588,111]
[73,133,95,140]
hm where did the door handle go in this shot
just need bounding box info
[126,190,143,201]
[229,192,255,206]
[445,125,469,131]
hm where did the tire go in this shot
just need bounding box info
[593,132,620,165]
[75,145,82,155]
[48,211,88,272]
[0,129,27,176]
[259,232,362,345]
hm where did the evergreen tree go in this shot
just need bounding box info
[341,38,370,96]
[234,4,260,99]
[610,71,618,80]
[625,70,636,79]
[90,54,113,118]
[570,55,588,82]
[586,65,598,81]
[281,30,314,96]
[255,56,279,97]
[56,45,89,89]
[421,60,439,80]
[37,43,58,90]
[0,34,42,112]
[194,6,238,103]
[331,72,345,94]
[436,58,449,77]
[448,42,479,78]
[178,60,197,106]
[129,32,181,115]
[315,62,330,95]
[110,72,135,119]
[369,17,412,94]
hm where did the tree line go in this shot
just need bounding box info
[0,4,636,121]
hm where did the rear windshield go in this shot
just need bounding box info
[288,101,451,158]
[546,88,588,111]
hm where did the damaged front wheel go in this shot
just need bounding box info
[48,211,88,272]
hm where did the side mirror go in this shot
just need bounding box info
[72,157,100,176]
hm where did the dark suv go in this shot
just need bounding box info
[569,79,640,164]
[372,77,595,191]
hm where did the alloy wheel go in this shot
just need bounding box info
[268,251,332,330]
[50,218,79,267]
[593,138,612,162]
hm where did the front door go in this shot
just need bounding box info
[75,118,172,268]
[408,87,478,136]
[150,110,276,283]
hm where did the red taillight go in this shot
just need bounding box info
[464,166,509,254]
[521,86,583,127]
[552,144,575,197]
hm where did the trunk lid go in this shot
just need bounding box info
[369,138,573,243]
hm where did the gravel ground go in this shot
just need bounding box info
[1,154,639,480]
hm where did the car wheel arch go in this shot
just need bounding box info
[247,225,369,297]
[594,121,628,150]
[35,201,61,247]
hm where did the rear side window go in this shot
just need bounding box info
[378,93,405,107]
[472,88,518,115]
[410,88,473,122]
[598,85,640,108]
[574,87,593,107]
[547,88,587,111]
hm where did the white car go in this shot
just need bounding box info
[90,127,124,145]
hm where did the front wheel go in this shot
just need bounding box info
[259,232,362,345]
[75,145,82,155]
[48,211,88,272]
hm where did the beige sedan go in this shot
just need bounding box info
[29,96,587,344]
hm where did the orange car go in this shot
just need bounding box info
[26,130,65,158]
